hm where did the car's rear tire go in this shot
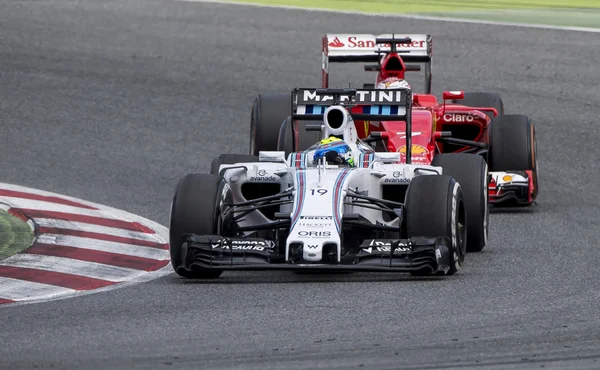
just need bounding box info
[169,173,228,279]
[404,174,466,275]
[277,117,322,156]
[210,154,259,175]
[250,94,291,156]
[453,92,504,120]
[488,114,538,204]
[432,153,489,252]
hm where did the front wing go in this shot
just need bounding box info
[489,170,536,205]
[176,235,452,275]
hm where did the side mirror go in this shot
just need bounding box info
[442,91,464,100]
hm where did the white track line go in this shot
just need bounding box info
[0,254,147,282]
[33,218,161,243]
[187,0,600,33]
[35,234,170,260]
[0,277,76,301]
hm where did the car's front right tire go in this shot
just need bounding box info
[404,174,467,275]
[169,173,228,279]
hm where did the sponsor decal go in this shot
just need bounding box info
[258,169,267,176]
[360,239,410,253]
[300,90,404,105]
[298,230,331,238]
[328,36,425,49]
[443,113,476,123]
[328,37,344,47]
[300,216,333,220]
[384,178,410,183]
[248,176,278,182]
[306,244,319,249]
[384,170,410,183]
[210,239,275,251]
[397,144,429,155]
[297,222,331,228]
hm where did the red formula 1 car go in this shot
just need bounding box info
[320,33,538,207]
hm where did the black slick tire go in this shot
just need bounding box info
[489,114,536,172]
[169,173,227,279]
[432,153,489,252]
[453,92,504,120]
[250,94,291,156]
[404,174,466,275]
[488,114,538,205]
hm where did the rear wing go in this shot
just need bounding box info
[291,87,417,163]
[322,34,433,93]
[292,87,412,122]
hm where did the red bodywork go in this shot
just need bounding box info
[348,49,497,164]
[319,33,537,205]
[321,33,496,164]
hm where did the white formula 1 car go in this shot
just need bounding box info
[169,87,488,279]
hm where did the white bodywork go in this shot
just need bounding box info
[216,103,444,264]
[489,172,529,194]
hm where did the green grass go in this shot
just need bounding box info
[227,0,600,28]
[227,0,600,12]
[0,209,34,261]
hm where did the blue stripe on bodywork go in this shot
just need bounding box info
[305,105,326,115]
[359,105,400,116]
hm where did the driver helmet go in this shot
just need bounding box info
[376,77,411,90]
[313,136,355,167]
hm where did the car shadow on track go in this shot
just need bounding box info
[490,203,539,214]
[170,271,450,285]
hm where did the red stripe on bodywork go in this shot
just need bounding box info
[0,189,98,210]
[0,266,115,290]
[38,227,168,249]
[0,298,15,304]
[24,244,168,271]
[18,209,155,233]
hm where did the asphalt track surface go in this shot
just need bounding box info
[1,1,600,369]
